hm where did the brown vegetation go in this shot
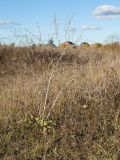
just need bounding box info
[0,44,120,159]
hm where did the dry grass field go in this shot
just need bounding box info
[0,44,120,159]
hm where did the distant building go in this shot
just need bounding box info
[59,41,76,48]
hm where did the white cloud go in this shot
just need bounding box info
[81,25,101,30]
[94,5,120,19]
[0,20,21,26]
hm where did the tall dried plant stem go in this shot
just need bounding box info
[42,51,66,119]
[46,79,78,120]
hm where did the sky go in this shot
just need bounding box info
[0,0,120,45]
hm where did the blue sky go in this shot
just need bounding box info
[0,0,120,45]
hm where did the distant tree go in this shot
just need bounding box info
[92,43,102,48]
[48,38,56,47]
[11,43,15,47]
[81,42,90,47]
[48,39,54,45]
[32,44,36,49]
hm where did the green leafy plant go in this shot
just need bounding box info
[25,114,56,135]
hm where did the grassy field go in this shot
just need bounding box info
[0,44,120,160]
